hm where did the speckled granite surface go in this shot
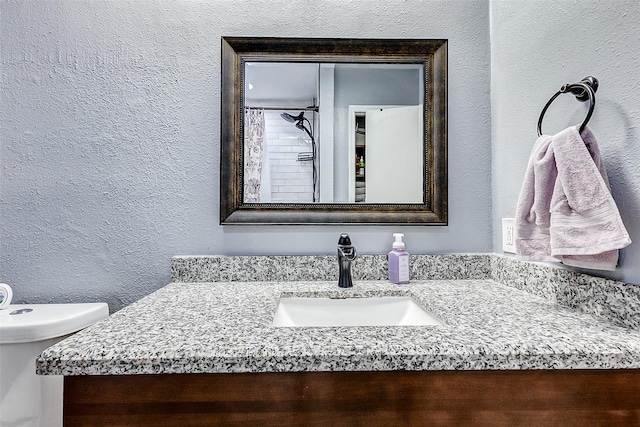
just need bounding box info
[172,254,640,329]
[491,255,640,329]
[170,254,492,283]
[38,277,640,376]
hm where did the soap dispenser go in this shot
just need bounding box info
[388,233,410,284]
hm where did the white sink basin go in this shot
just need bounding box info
[272,296,443,327]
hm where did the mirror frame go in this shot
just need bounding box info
[220,37,447,225]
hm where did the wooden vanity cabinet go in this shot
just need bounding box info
[64,369,640,426]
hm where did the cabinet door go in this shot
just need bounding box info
[365,105,423,203]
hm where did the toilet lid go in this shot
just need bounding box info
[0,303,108,343]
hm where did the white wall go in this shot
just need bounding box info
[491,0,640,285]
[1,0,489,310]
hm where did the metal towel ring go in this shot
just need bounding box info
[537,76,599,137]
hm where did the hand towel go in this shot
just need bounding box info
[515,125,631,270]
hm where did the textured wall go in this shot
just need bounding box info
[1,0,492,311]
[491,0,640,285]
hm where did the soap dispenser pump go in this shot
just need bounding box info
[388,233,410,284]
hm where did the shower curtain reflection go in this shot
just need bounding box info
[243,108,266,202]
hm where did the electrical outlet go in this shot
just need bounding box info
[502,218,516,254]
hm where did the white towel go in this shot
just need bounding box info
[515,125,631,270]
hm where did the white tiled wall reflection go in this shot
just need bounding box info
[263,111,315,203]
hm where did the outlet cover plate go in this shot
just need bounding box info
[502,218,516,254]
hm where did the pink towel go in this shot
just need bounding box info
[515,125,631,270]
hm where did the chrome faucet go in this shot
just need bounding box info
[337,233,357,288]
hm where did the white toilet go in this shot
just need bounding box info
[0,303,108,427]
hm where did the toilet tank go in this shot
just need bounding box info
[0,303,108,427]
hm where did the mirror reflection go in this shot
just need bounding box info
[243,62,424,204]
[220,37,447,225]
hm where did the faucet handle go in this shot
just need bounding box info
[338,246,357,261]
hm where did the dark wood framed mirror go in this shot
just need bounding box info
[220,37,447,224]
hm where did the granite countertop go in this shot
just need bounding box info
[37,278,640,376]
